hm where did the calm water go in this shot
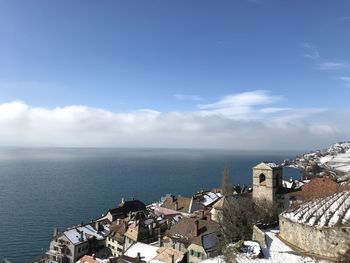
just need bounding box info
[0,148,301,262]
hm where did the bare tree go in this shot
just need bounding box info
[217,197,278,257]
[221,166,232,196]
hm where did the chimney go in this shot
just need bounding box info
[174,201,178,211]
[194,220,199,237]
[117,218,121,225]
[188,197,194,213]
[171,254,175,263]
[80,231,84,241]
[53,227,58,237]
[200,210,205,220]
[137,252,141,260]
[120,197,125,206]
[128,211,132,220]
[92,253,96,260]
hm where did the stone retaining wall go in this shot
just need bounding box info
[279,216,350,260]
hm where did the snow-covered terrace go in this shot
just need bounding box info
[282,189,350,227]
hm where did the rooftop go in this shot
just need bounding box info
[64,224,105,245]
[124,242,159,262]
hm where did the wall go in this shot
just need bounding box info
[106,236,124,257]
[279,216,350,260]
[187,243,206,263]
[252,225,267,249]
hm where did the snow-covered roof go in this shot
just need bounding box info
[76,255,107,263]
[124,242,158,262]
[202,192,221,206]
[282,189,350,227]
[282,180,304,190]
[264,162,280,168]
[64,224,105,245]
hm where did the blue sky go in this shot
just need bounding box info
[0,0,349,149]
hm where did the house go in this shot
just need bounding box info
[292,176,340,201]
[209,195,241,223]
[163,217,220,262]
[100,199,147,223]
[106,220,128,257]
[152,247,186,263]
[161,196,202,215]
[124,213,168,251]
[47,223,108,263]
[187,232,219,263]
[192,191,222,208]
[106,211,169,257]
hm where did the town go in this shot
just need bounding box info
[23,143,350,263]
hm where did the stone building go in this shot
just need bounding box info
[252,162,283,204]
[106,220,128,257]
[47,223,108,263]
[252,162,300,212]
[161,195,202,214]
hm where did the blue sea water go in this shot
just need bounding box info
[0,148,301,263]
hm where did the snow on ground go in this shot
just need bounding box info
[202,230,317,263]
[319,156,333,164]
[282,190,350,227]
[321,148,350,174]
[236,229,317,263]
[242,241,261,257]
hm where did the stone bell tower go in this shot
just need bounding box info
[252,162,283,204]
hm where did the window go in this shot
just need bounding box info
[190,250,194,255]
[196,252,201,258]
[259,173,266,185]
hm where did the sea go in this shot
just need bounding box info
[0,148,302,263]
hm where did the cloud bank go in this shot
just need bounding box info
[0,90,347,150]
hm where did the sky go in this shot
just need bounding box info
[0,0,349,150]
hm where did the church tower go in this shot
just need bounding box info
[252,162,283,204]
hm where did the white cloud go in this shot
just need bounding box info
[0,91,347,150]
[339,76,350,82]
[316,61,348,71]
[302,44,348,71]
[174,94,202,101]
[197,90,284,120]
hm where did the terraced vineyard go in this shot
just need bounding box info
[283,189,350,227]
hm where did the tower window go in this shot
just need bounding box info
[259,173,266,185]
